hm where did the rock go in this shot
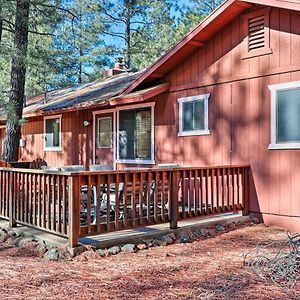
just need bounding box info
[163,253,170,258]
[137,243,148,251]
[161,234,175,245]
[82,250,95,259]
[0,228,7,235]
[77,255,88,262]
[14,237,35,247]
[5,236,17,245]
[97,249,108,257]
[7,231,16,237]
[193,229,204,238]
[0,231,8,242]
[227,222,236,230]
[44,248,60,261]
[153,239,168,247]
[178,231,191,243]
[121,244,136,253]
[36,241,48,254]
[249,216,260,224]
[143,239,155,248]
[168,233,176,241]
[215,224,225,232]
[108,246,121,255]
[207,228,216,237]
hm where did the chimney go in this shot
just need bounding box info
[103,57,128,78]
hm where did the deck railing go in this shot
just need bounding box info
[0,165,250,247]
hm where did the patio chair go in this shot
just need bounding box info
[29,158,47,169]
[40,166,61,172]
[60,165,84,172]
[89,164,113,171]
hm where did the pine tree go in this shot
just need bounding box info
[91,0,178,70]
[3,0,30,162]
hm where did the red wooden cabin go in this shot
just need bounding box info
[1,0,300,232]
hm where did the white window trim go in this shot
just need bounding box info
[178,93,211,137]
[97,116,112,149]
[268,81,300,150]
[43,114,62,152]
[92,109,116,168]
[116,102,155,165]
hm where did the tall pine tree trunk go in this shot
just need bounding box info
[0,1,3,45]
[3,0,30,162]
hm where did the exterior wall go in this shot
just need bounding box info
[4,5,299,231]
[153,5,300,231]
[20,109,94,168]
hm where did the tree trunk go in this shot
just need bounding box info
[125,16,131,68]
[3,0,30,162]
[124,0,131,69]
[78,47,83,84]
[0,2,3,45]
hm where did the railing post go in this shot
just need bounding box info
[9,171,16,228]
[68,174,80,247]
[170,170,179,229]
[243,167,250,216]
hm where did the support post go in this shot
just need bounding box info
[242,167,250,216]
[170,170,179,229]
[68,175,80,247]
[9,171,16,228]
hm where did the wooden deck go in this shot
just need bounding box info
[0,165,250,247]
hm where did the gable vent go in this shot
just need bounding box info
[248,15,265,51]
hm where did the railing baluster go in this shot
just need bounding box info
[161,171,166,222]
[87,175,92,234]
[62,176,67,235]
[154,172,159,222]
[216,168,220,213]
[123,173,128,228]
[188,169,193,217]
[131,173,136,227]
[106,174,111,231]
[139,172,144,225]
[96,175,102,232]
[57,175,62,233]
[114,174,120,230]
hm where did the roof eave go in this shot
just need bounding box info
[109,83,170,106]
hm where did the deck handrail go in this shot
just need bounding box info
[0,165,250,247]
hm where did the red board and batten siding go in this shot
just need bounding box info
[154,6,300,231]
[3,5,299,231]
[20,110,94,168]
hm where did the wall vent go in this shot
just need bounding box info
[248,15,265,52]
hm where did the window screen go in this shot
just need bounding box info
[182,100,205,131]
[276,88,300,143]
[119,108,151,160]
[98,117,112,148]
[45,118,61,148]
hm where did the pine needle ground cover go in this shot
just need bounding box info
[0,224,299,300]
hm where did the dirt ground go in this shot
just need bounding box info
[0,224,299,300]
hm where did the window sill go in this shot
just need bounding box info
[116,159,155,165]
[97,146,112,149]
[44,147,63,152]
[268,143,300,150]
[178,130,211,137]
[242,47,272,60]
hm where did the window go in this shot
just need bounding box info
[178,94,210,136]
[269,81,300,149]
[117,104,154,164]
[242,8,272,59]
[44,115,61,151]
[98,117,112,148]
